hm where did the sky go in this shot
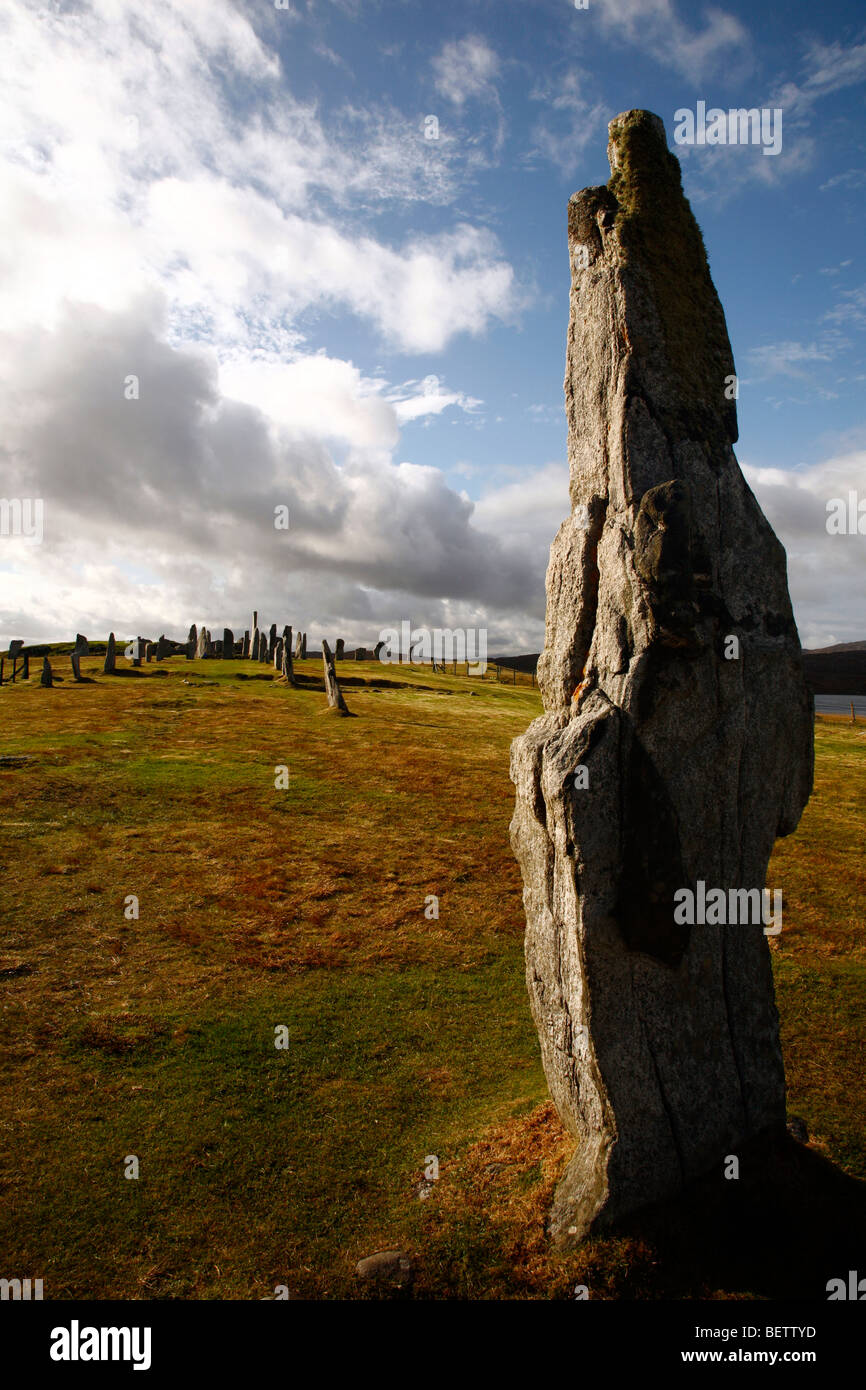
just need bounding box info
[1,0,864,654]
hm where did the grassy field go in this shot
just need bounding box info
[0,654,864,1299]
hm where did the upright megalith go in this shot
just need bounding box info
[223,628,234,660]
[293,630,303,660]
[281,626,296,685]
[268,623,277,660]
[322,639,350,714]
[509,110,814,1246]
[103,633,116,674]
[40,657,53,687]
[335,638,345,660]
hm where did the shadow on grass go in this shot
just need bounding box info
[606,1130,866,1299]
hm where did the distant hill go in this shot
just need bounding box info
[804,640,866,654]
[489,648,866,697]
[490,654,541,673]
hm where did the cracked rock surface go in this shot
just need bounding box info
[509,110,814,1244]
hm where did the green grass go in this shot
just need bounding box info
[1,657,864,1298]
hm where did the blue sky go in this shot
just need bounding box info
[0,0,864,651]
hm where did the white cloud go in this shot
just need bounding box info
[596,0,749,81]
[825,285,866,331]
[527,70,609,175]
[0,300,544,648]
[431,36,501,107]
[745,340,836,380]
[743,451,866,648]
[0,1,519,354]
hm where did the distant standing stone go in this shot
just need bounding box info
[268,623,277,659]
[40,657,53,687]
[223,628,234,660]
[293,629,303,659]
[104,632,116,674]
[335,638,345,660]
[196,628,208,660]
[73,633,89,655]
[322,639,350,714]
[354,647,367,661]
[281,627,296,685]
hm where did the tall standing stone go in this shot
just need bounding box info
[293,629,303,660]
[70,652,83,681]
[251,628,261,661]
[322,639,350,714]
[223,628,234,660]
[509,110,814,1245]
[281,627,295,685]
[268,623,277,659]
[335,638,345,660]
[104,633,116,674]
[73,633,89,655]
[258,636,268,663]
[196,627,208,660]
[301,632,307,659]
[8,640,23,684]
[40,657,53,687]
